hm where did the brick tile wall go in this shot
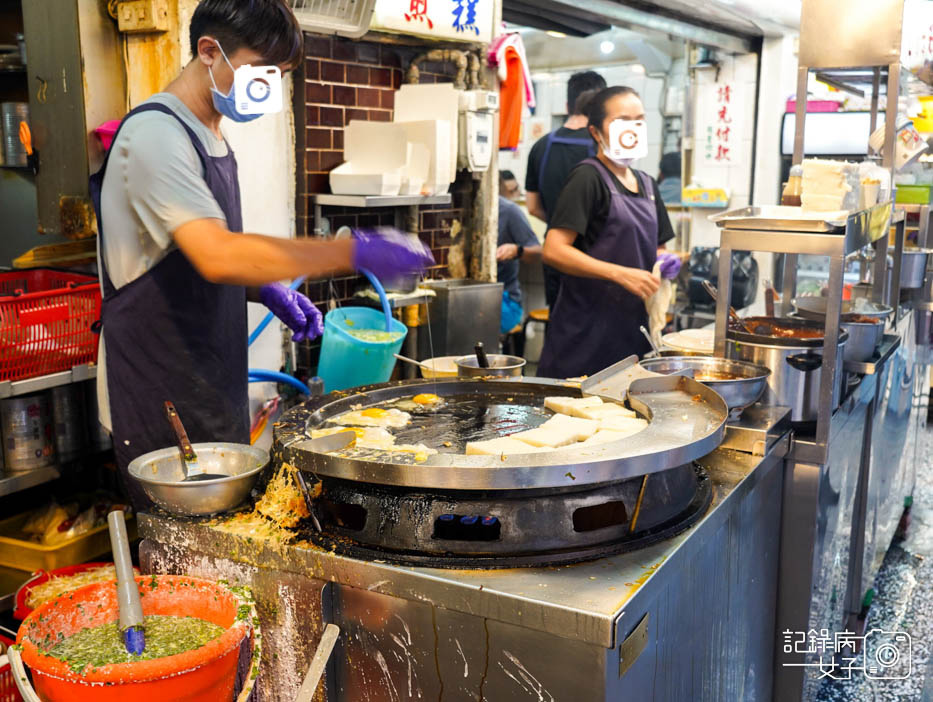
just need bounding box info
[294,33,474,372]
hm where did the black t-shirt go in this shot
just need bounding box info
[548,160,675,256]
[525,127,596,221]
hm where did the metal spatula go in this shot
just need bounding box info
[164,401,227,481]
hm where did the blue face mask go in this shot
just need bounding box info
[209,42,262,123]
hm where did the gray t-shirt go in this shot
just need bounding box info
[497,196,540,304]
[96,93,231,430]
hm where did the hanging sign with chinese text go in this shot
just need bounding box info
[695,82,744,166]
[371,0,494,43]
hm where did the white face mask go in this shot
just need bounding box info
[601,118,648,167]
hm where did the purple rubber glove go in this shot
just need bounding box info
[657,252,682,280]
[259,284,324,343]
[351,227,435,284]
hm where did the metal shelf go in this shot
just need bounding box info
[0,465,60,498]
[0,364,97,400]
[895,204,931,215]
[352,290,434,309]
[312,194,452,208]
[843,333,901,375]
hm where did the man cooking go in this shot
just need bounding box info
[93,0,433,509]
[525,71,607,310]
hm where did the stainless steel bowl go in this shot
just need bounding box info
[639,356,771,415]
[793,297,892,322]
[128,443,269,516]
[456,354,526,377]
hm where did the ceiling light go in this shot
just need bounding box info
[630,63,646,74]
[546,30,567,39]
[600,41,616,55]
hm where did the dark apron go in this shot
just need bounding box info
[90,102,249,509]
[539,130,596,309]
[538,159,659,379]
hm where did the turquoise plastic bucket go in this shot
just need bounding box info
[317,307,408,392]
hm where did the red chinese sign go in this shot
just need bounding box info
[405,0,434,28]
[701,82,738,165]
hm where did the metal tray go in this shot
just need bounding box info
[274,377,728,491]
[842,333,901,375]
[709,205,848,232]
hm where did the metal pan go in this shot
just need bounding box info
[638,356,771,416]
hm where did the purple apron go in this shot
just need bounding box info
[90,102,249,509]
[538,159,659,379]
[539,130,597,309]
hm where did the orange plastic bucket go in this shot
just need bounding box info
[15,575,254,702]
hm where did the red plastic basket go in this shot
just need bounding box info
[1,632,23,702]
[0,269,100,382]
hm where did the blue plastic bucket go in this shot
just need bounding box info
[317,307,408,392]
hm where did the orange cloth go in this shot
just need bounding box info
[499,45,524,150]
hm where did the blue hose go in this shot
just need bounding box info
[248,277,306,347]
[358,268,393,332]
[248,369,310,395]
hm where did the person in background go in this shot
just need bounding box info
[497,171,542,334]
[537,86,682,379]
[93,0,432,509]
[658,152,682,205]
[525,70,608,310]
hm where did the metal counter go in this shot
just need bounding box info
[139,436,788,701]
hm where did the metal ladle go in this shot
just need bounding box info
[702,280,751,332]
[639,325,660,356]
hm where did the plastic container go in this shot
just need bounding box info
[0,510,136,572]
[0,269,101,382]
[895,184,932,204]
[317,307,407,392]
[15,575,255,702]
[0,632,22,702]
[289,0,377,38]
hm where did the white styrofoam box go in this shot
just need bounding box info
[397,119,453,195]
[400,142,430,196]
[394,84,459,183]
[345,120,408,171]
[329,162,403,196]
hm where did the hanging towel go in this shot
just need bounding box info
[488,33,536,109]
[646,261,673,350]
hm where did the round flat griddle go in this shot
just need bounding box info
[274,376,727,491]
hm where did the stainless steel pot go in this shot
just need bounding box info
[726,317,848,423]
[891,249,931,289]
[793,297,892,323]
[840,317,884,362]
[456,354,526,377]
